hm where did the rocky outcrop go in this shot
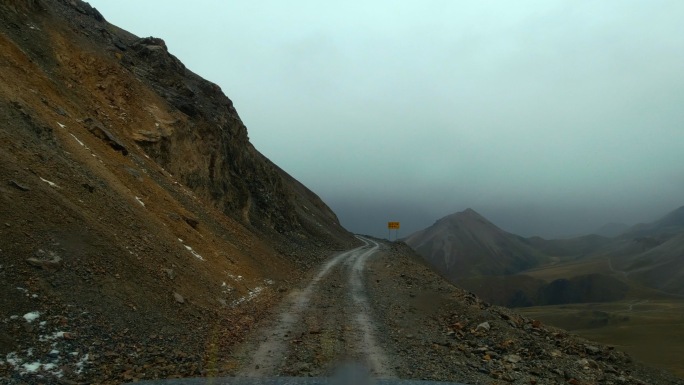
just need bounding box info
[2,0,351,247]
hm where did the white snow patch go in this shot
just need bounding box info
[184,245,204,261]
[22,362,41,372]
[69,133,85,147]
[6,352,20,366]
[39,177,58,188]
[231,286,264,307]
[75,353,89,374]
[178,239,204,260]
[57,122,66,128]
[221,281,234,294]
[9,315,19,320]
[5,351,63,377]
[39,331,65,342]
[23,311,40,323]
[135,196,145,207]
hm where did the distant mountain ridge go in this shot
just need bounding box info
[621,205,684,238]
[593,222,631,237]
[404,206,684,306]
[403,208,546,280]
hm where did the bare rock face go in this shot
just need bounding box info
[0,1,355,384]
[116,31,345,245]
[0,0,44,13]
[10,0,349,249]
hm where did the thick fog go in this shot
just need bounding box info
[90,1,684,238]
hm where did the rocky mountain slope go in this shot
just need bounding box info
[1,1,682,384]
[0,0,356,383]
[403,208,546,280]
[622,206,684,239]
[404,206,684,305]
[404,207,684,378]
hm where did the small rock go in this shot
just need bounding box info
[505,354,522,363]
[26,250,62,271]
[163,268,175,280]
[9,180,30,191]
[585,344,600,354]
[84,117,128,155]
[63,332,76,340]
[173,292,185,304]
[182,215,199,229]
[476,321,490,331]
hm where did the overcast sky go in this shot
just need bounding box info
[88,1,684,238]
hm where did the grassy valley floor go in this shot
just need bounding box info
[518,298,684,378]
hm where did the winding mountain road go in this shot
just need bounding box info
[237,236,394,377]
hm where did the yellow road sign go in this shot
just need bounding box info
[387,221,400,230]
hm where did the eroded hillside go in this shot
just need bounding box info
[0,0,355,383]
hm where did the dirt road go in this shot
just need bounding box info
[233,236,393,377]
[223,240,682,385]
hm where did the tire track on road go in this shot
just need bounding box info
[348,237,393,377]
[238,236,391,377]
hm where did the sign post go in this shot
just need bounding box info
[387,221,400,241]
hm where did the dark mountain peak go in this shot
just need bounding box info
[439,208,498,230]
[441,207,481,221]
[406,208,545,279]
[456,207,485,219]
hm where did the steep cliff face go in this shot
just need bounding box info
[0,1,354,383]
[1,0,350,246]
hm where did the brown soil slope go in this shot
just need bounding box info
[0,0,355,383]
